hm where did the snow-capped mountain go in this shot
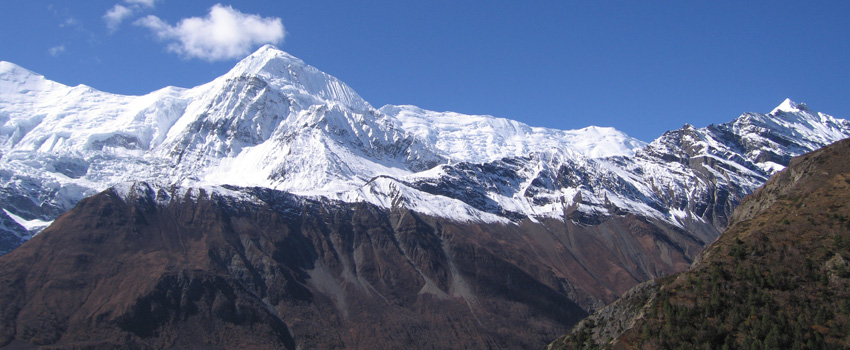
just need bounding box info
[3,45,850,349]
[1,45,848,253]
[0,46,638,236]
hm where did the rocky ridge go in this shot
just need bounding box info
[548,137,850,349]
[0,181,593,349]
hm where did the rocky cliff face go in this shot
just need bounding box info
[0,183,591,349]
[0,210,25,255]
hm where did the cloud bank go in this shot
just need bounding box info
[135,4,285,62]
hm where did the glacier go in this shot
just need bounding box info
[2,45,849,250]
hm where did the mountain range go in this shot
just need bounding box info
[1,45,849,348]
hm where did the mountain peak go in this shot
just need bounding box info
[250,44,303,64]
[221,45,369,110]
[228,45,305,77]
[770,98,806,114]
[0,61,50,87]
[255,43,284,55]
[0,61,29,76]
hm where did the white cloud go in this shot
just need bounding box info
[103,4,133,32]
[102,0,158,33]
[135,4,285,61]
[48,45,66,57]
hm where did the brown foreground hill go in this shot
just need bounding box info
[0,182,610,349]
[1,187,594,349]
[548,137,850,349]
[0,179,711,349]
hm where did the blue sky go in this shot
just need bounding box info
[1,1,848,142]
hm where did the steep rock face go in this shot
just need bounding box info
[0,185,300,349]
[0,182,596,349]
[0,210,25,255]
[0,181,704,348]
[548,137,850,349]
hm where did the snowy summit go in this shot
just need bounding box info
[1,46,850,244]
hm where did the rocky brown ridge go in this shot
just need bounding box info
[547,137,850,349]
[0,179,708,349]
[0,167,727,350]
[0,183,594,349]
